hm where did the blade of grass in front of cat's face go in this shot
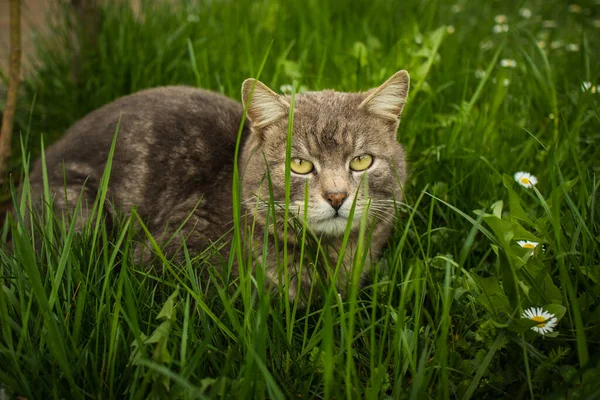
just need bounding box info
[233,43,285,397]
[320,178,359,310]
[283,80,296,312]
[289,180,313,344]
[231,40,273,303]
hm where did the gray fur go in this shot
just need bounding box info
[28,71,410,302]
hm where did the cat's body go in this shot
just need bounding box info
[27,71,410,302]
[29,87,246,258]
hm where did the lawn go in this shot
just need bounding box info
[1,0,599,398]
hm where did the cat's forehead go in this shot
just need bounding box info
[292,91,368,134]
[261,89,399,158]
[289,91,391,152]
[291,90,366,113]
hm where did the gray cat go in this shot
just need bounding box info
[27,70,410,302]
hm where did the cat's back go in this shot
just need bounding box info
[31,86,248,213]
[39,86,245,169]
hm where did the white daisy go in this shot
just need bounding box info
[280,84,294,94]
[566,43,580,52]
[451,4,462,13]
[474,69,486,79]
[503,78,511,87]
[279,84,308,95]
[492,24,510,33]
[494,15,507,24]
[517,240,539,250]
[550,40,564,49]
[581,82,598,93]
[446,25,455,34]
[522,307,557,335]
[537,40,547,49]
[514,171,538,188]
[519,8,532,19]
[500,59,517,68]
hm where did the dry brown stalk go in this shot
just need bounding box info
[0,0,22,178]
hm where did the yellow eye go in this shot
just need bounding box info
[349,154,373,171]
[290,158,314,174]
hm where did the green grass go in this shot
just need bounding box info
[2,0,600,398]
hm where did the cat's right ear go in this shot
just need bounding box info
[241,79,290,130]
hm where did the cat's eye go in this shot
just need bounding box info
[349,154,373,171]
[290,158,314,174]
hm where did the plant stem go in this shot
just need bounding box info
[0,0,22,178]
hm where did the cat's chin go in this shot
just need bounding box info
[308,216,355,237]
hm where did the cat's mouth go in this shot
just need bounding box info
[307,212,359,236]
[284,201,362,236]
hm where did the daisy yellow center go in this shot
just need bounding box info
[523,243,535,249]
[520,177,531,184]
[531,316,547,327]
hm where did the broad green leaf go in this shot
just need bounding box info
[491,200,503,219]
[541,274,563,304]
[477,213,540,246]
[157,288,179,321]
[145,321,172,345]
[473,275,511,317]
[545,304,567,321]
[577,265,600,284]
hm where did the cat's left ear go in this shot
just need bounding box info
[359,70,410,123]
[241,79,290,130]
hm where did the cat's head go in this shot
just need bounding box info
[240,70,409,237]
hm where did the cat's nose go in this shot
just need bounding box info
[324,191,348,211]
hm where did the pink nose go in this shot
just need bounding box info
[324,192,348,211]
